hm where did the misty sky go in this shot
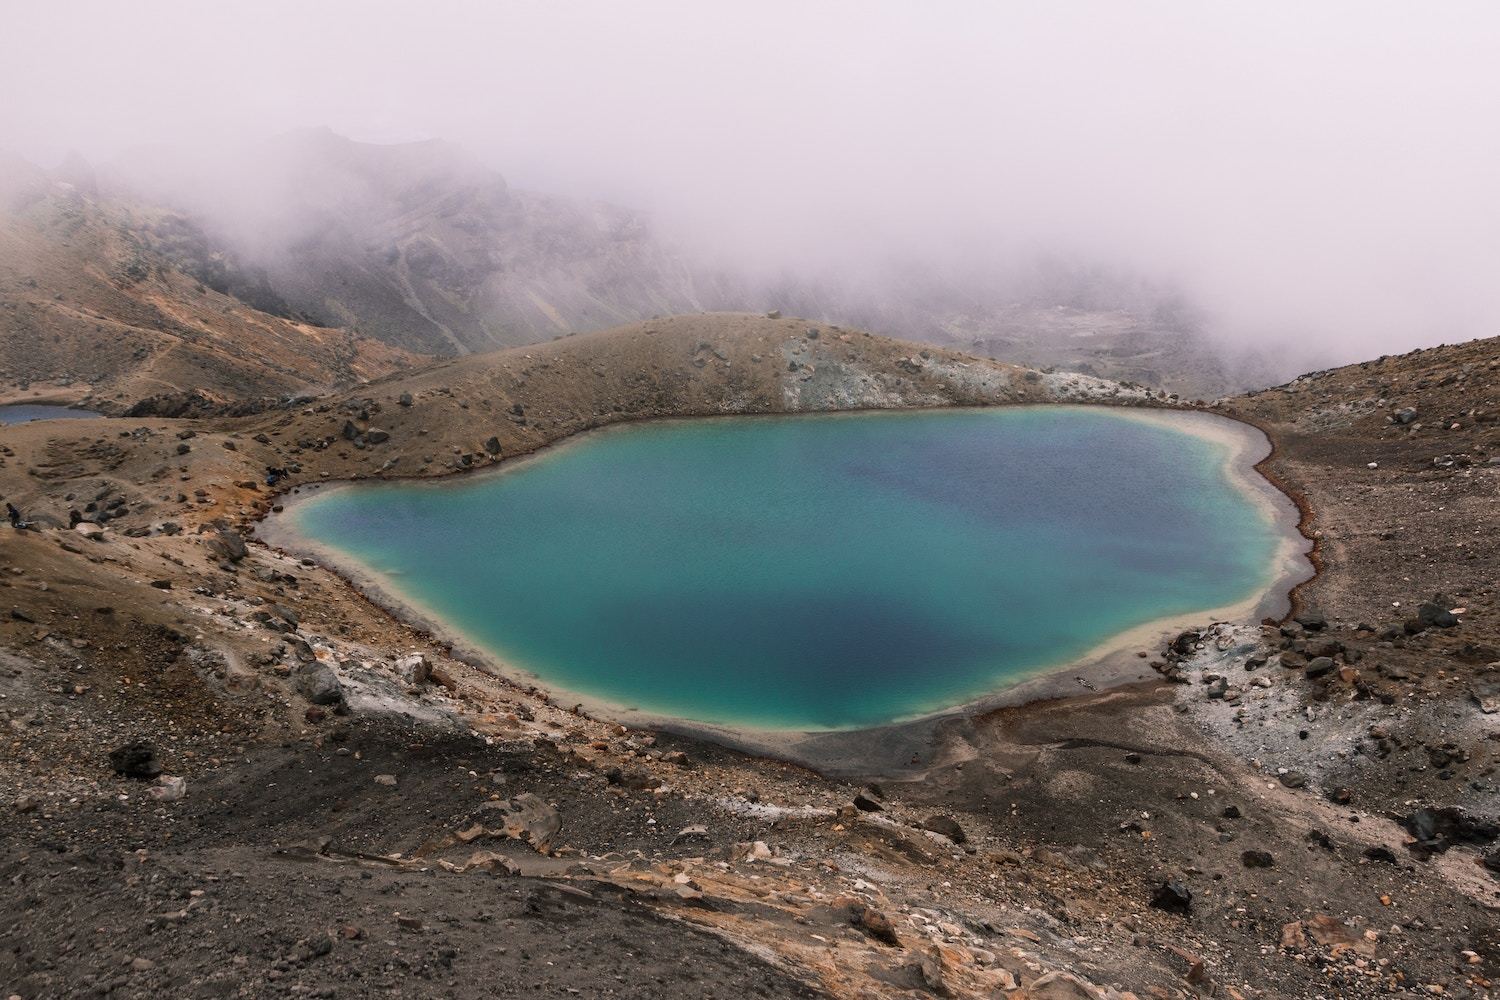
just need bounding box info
[5,1,1500,359]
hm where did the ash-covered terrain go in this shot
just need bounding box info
[1,308,1497,999]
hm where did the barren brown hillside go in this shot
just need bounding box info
[0,184,419,409]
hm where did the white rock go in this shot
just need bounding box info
[394,652,431,685]
[147,776,187,801]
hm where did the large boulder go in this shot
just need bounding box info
[394,652,430,685]
[296,662,343,706]
[921,815,967,843]
[208,529,248,563]
[1417,600,1459,629]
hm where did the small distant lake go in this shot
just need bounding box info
[279,407,1303,731]
[0,404,102,425]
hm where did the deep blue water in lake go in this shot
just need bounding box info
[289,407,1284,729]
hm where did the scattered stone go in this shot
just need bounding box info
[296,662,343,706]
[1418,599,1460,629]
[1294,611,1328,631]
[464,850,520,876]
[1278,771,1308,789]
[850,903,901,946]
[911,947,946,994]
[209,528,248,563]
[1027,970,1106,999]
[108,742,162,780]
[921,815,967,843]
[1150,878,1192,914]
[1400,806,1499,858]
[1280,920,1308,950]
[732,841,773,863]
[1306,914,1374,956]
[482,792,562,852]
[394,652,431,685]
[605,766,662,791]
[1241,849,1275,868]
[1304,656,1335,678]
[147,776,187,801]
[852,791,884,812]
[373,774,398,787]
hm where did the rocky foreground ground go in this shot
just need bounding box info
[1,315,1497,999]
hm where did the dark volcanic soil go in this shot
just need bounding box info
[3,721,825,1000]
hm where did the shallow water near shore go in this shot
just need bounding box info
[283,407,1299,731]
[0,404,101,425]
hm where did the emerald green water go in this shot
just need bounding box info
[288,407,1286,730]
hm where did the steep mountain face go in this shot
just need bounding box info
[97,129,1289,395]
[0,170,419,410]
[108,128,710,356]
[0,130,1299,408]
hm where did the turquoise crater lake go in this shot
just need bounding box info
[282,407,1297,731]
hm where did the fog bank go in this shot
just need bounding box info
[4,1,1499,364]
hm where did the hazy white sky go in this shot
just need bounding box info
[5,1,1500,356]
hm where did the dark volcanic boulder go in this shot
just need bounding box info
[1304,656,1336,679]
[109,742,162,780]
[209,528,248,563]
[296,662,343,706]
[1294,611,1328,631]
[1417,600,1459,629]
[1400,806,1499,858]
[922,815,967,843]
[1151,879,1192,915]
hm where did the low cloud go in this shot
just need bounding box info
[3,1,1497,367]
